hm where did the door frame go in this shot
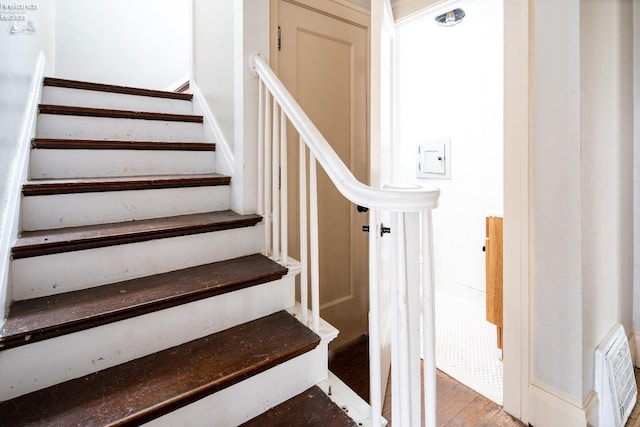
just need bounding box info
[392,0,531,423]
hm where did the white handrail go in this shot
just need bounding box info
[251,53,440,212]
[250,51,440,426]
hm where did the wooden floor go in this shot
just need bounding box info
[330,336,640,427]
[329,335,524,426]
[626,369,640,427]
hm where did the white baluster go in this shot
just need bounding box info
[272,100,280,261]
[368,209,383,426]
[280,110,288,266]
[309,153,320,333]
[390,211,402,425]
[299,137,309,326]
[405,212,422,425]
[263,91,272,257]
[422,210,437,426]
[395,212,411,426]
[257,80,264,217]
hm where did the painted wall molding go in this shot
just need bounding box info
[529,385,590,427]
[276,0,370,27]
[392,0,448,22]
[190,80,235,179]
[0,51,49,321]
[632,330,640,367]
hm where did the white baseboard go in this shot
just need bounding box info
[584,390,599,427]
[632,330,640,368]
[0,51,48,321]
[190,80,235,178]
[163,74,190,92]
[529,384,590,427]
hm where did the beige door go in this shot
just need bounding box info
[275,0,369,349]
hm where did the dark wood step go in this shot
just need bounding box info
[32,138,215,151]
[241,386,359,427]
[39,104,203,123]
[44,77,193,101]
[1,254,286,350]
[0,311,320,427]
[12,210,261,259]
[22,174,230,196]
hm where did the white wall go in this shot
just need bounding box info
[193,0,235,150]
[530,0,584,407]
[192,0,267,214]
[633,0,640,366]
[580,0,634,398]
[55,0,189,89]
[0,1,56,319]
[528,0,635,415]
[395,0,503,299]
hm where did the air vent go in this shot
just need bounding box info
[595,323,637,427]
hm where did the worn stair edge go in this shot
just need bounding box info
[32,139,215,151]
[22,174,230,196]
[38,104,203,123]
[240,386,359,427]
[0,311,320,427]
[43,77,193,101]
[12,211,262,259]
[0,254,287,350]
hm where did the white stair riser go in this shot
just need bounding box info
[30,149,216,179]
[147,340,328,427]
[42,86,193,115]
[12,225,264,300]
[22,186,230,231]
[0,278,295,401]
[37,115,203,142]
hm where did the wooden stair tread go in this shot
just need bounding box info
[12,210,261,259]
[23,174,230,196]
[0,311,320,427]
[241,386,359,427]
[32,139,215,151]
[44,77,193,101]
[39,104,203,123]
[1,254,287,350]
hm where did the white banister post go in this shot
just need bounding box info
[368,208,383,426]
[299,137,309,326]
[280,110,288,266]
[421,209,437,426]
[405,211,423,425]
[395,212,411,426]
[390,211,403,426]
[309,153,320,333]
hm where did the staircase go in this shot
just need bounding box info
[0,78,365,426]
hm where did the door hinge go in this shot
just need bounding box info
[278,26,282,51]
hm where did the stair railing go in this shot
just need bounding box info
[250,52,440,427]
